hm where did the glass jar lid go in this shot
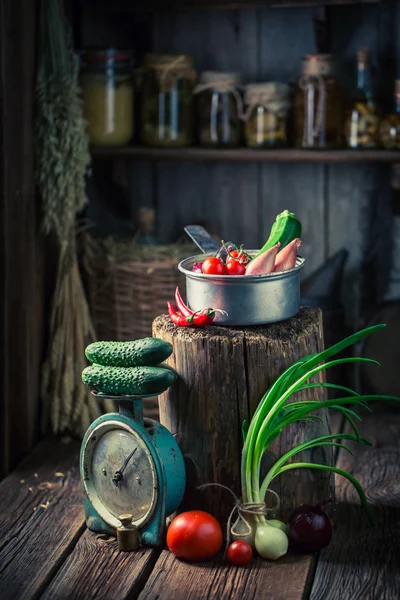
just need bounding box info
[194,71,242,96]
[143,53,194,72]
[244,82,289,106]
[302,54,335,77]
[200,71,240,86]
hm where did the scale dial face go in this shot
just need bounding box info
[82,421,158,529]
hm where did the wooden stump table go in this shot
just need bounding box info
[153,308,334,522]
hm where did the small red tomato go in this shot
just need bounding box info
[227,540,253,566]
[228,249,249,265]
[167,510,223,562]
[201,257,225,275]
[225,260,246,275]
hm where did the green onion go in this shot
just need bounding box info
[240,323,400,559]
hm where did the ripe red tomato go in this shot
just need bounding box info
[227,540,253,566]
[201,257,225,275]
[167,510,223,561]
[225,260,246,275]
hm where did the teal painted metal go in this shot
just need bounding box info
[80,397,186,547]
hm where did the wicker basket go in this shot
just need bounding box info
[82,234,195,420]
[82,233,194,341]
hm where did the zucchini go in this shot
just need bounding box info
[85,338,173,368]
[82,364,177,396]
[255,210,302,258]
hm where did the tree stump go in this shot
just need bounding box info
[153,308,334,522]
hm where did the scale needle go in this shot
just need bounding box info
[112,448,137,487]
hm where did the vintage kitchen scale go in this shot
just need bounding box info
[80,391,186,546]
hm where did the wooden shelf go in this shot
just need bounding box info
[91,146,400,163]
[92,0,378,12]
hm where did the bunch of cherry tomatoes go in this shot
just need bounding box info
[198,247,251,276]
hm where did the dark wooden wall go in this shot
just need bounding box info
[0,0,43,478]
[82,1,399,328]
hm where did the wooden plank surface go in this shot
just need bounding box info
[310,410,400,600]
[41,533,159,600]
[0,441,84,600]
[91,147,400,163]
[138,551,316,600]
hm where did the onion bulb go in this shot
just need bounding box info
[288,503,333,552]
[255,523,288,560]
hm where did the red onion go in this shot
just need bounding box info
[288,503,333,552]
[192,262,203,273]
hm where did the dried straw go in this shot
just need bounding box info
[36,0,110,437]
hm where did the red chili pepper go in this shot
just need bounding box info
[175,287,193,317]
[167,302,192,327]
[168,301,217,328]
[186,309,215,327]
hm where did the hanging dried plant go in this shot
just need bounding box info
[36,0,113,436]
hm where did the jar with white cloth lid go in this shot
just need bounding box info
[194,72,242,147]
[140,53,195,147]
[243,82,290,148]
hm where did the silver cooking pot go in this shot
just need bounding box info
[178,251,306,326]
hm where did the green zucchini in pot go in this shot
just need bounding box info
[255,210,302,259]
[82,364,177,396]
[85,338,173,368]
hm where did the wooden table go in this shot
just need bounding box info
[1,409,399,600]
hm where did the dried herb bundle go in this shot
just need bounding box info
[36,0,110,436]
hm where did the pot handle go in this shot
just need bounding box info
[184,225,220,254]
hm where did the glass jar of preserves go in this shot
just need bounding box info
[140,53,195,147]
[80,49,134,147]
[293,54,342,149]
[344,50,379,149]
[379,81,400,149]
[194,72,242,148]
[243,83,290,148]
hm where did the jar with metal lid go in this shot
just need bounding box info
[293,54,342,149]
[243,83,290,148]
[194,72,242,148]
[140,53,195,147]
[80,48,134,147]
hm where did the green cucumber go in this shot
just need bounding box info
[85,338,173,368]
[255,210,302,258]
[82,364,177,396]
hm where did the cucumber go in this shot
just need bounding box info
[255,210,302,259]
[82,364,177,396]
[85,338,173,368]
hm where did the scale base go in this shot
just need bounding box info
[83,491,166,546]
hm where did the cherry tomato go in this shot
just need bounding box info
[227,540,253,566]
[201,257,225,275]
[227,249,249,265]
[167,510,223,562]
[225,260,246,275]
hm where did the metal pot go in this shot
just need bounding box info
[178,251,306,326]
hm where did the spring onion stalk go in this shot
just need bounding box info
[240,323,400,560]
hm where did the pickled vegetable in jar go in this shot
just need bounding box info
[140,53,195,147]
[344,49,378,149]
[293,54,342,149]
[81,49,134,147]
[243,83,290,149]
[379,80,400,150]
[194,72,242,148]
